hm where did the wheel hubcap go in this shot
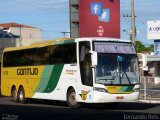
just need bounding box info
[12,90,17,100]
[19,91,24,101]
[69,92,77,105]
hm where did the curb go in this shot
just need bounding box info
[138,100,160,104]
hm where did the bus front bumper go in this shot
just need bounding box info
[93,91,139,103]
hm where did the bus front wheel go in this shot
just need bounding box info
[17,87,27,103]
[67,89,80,108]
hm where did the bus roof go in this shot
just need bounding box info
[75,37,132,43]
[3,38,75,52]
[3,37,132,52]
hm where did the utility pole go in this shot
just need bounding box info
[131,0,136,44]
[19,26,22,47]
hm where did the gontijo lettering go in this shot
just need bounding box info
[17,68,38,75]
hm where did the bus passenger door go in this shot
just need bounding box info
[78,41,93,102]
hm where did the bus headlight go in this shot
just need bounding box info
[94,87,108,93]
[133,88,140,92]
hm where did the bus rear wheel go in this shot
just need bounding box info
[67,89,80,108]
[11,87,18,102]
[17,87,27,103]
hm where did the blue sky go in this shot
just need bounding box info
[0,0,160,45]
[121,0,160,45]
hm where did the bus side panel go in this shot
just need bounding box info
[33,64,93,103]
[33,64,75,100]
[2,63,94,103]
[1,66,45,98]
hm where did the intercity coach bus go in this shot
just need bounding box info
[1,38,140,108]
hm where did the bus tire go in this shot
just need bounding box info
[67,89,80,108]
[17,87,27,103]
[11,87,18,102]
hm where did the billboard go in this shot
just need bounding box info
[154,40,160,55]
[147,20,160,40]
[79,0,120,38]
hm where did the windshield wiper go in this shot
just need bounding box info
[122,71,132,85]
[110,71,118,85]
[110,71,132,85]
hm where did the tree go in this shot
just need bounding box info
[135,41,146,53]
[146,44,154,52]
[135,40,154,53]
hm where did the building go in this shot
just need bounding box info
[143,20,160,85]
[0,23,42,91]
[138,53,160,85]
[0,22,41,47]
[0,28,19,58]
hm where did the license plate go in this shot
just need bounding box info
[116,96,124,100]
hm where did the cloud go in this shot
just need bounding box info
[136,1,160,21]
[121,0,160,21]
[0,0,69,13]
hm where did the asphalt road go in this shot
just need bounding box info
[0,95,160,120]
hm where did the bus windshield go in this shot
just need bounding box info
[93,41,139,85]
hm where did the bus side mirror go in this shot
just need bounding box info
[89,51,97,67]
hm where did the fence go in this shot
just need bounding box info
[140,77,160,100]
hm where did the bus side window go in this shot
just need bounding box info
[79,42,93,86]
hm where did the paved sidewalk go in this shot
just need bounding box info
[139,100,160,104]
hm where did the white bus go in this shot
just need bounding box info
[1,38,140,108]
